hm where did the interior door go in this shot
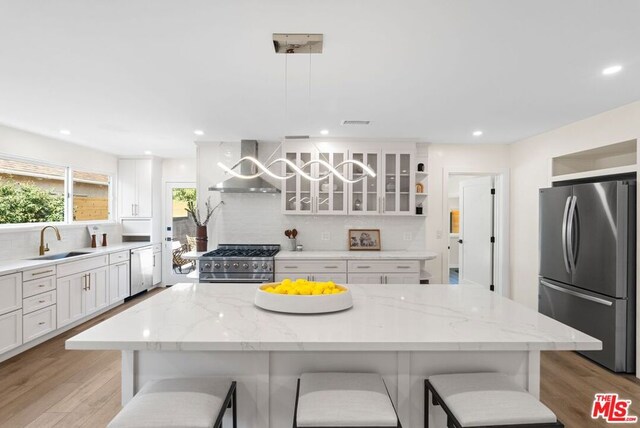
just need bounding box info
[539,186,573,285]
[459,176,494,288]
[164,182,197,285]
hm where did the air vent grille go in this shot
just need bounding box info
[284,135,310,140]
[341,120,371,126]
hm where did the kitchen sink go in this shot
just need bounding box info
[28,251,91,261]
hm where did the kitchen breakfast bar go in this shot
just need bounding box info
[66,283,600,427]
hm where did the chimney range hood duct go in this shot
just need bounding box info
[209,140,281,193]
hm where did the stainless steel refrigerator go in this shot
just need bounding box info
[538,179,636,373]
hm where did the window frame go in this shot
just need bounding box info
[0,154,115,228]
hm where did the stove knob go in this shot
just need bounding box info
[242,263,249,269]
[223,263,230,269]
[233,262,239,268]
[213,263,221,269]
[252,262,258,269]
[204,263,212,269]
[261,263,268,269]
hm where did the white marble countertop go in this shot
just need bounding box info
[0,241,160,276]
[276,250,437,260]
[66,283,600,352]
[184,250,438,261]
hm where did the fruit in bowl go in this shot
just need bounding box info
[255,279,353,313]
[261,278,346,296]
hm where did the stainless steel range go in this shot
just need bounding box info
[199,244,280,283]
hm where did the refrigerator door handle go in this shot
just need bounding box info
[561,196,572,274]
[567,195,578,272]
[540,280,613,306]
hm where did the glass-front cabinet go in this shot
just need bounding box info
[349,151,380,215]
[283,148,348,215]
[382,151,414,215]
[283,142,415,216]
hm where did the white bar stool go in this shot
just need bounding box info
[294,372,402,427]
[425,373,563,428]
[108,377,237,428]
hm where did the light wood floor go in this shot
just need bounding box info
[1,289,639,427]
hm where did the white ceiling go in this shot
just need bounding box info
[0,0,639,158]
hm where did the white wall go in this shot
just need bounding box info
[426,144,511,283]
[196,141,427,252]
[0,124,121,261]
[510,100,640,309]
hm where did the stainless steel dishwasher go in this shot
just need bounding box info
[130,246,154,296]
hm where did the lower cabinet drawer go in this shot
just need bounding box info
[348,260,420,273]
[23,275,56,298]
[275,260,347,273]
[23,305,56,343]
[109,251,130,265]
[23,290,56,315]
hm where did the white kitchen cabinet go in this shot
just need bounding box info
[0,309,22,354]
[23,305,56,343]
[0,273,22,316]
[119,159,153,218]
[85,266,109,315]
[282,147,349,215]
[109,262,130,304]
[384,273,421,284]
[349,150,381,215]
[153,249,162,285]
[381,151,414,215]
[56,273,85,328]
[346,273,386,284]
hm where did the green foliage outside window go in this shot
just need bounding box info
[0,181,64,223]
[173,188,196,203]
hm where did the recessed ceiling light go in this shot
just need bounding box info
[59,129,71,135]
[602,65,623,75]
[320,129,329,135]
[194,129,204,136]
[472,130,483,137]
[144,150,152,155]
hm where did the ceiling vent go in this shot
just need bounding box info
[341,120,371,126]
[285,135,310,140]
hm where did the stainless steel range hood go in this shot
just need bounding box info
[209,140,281,193]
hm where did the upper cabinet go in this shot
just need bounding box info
[282,141,417,216]
[118,159,153,218]
[282,148,348,215]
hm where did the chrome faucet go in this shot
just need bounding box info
[39,226,61,256]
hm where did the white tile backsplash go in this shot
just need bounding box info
[214,193,426,251]
[0,223,122,261]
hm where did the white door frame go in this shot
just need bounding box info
[163,181,197,285]
[442,168,510,297]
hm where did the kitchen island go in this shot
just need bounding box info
[66,283,600,428]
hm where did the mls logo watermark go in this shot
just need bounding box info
[592,393,638,423]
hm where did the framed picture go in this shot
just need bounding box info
[348,229,381,251]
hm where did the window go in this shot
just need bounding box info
[72,170,111,221]
[0,156,112,226]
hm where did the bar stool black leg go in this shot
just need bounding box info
[232,385,237,428]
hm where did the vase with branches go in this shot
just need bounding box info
[185,197,224,251]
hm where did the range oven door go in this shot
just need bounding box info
[199,272,274,284]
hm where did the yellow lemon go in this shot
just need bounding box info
[282,278,292,286]
[265,286,275,293]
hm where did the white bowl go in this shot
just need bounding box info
[254,283,353,314]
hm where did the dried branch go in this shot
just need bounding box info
[185,197,224,226]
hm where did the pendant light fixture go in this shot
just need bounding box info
[216,33,376,184]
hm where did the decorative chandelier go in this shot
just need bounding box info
[217,156,376,184]
[216,33,376,184]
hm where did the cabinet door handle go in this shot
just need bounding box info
[31,270,53,277]
[356,266,371,269]
[324,265,338,269]
[38,300,46,303]
[283,266,298,269]
[396,266,411,269]
[153,255,156,267]
[380,275,384,284]
[38,321,46,325]
[82,275,87,291]
[38,284,46,288]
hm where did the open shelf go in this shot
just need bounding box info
[551,139,637,181]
